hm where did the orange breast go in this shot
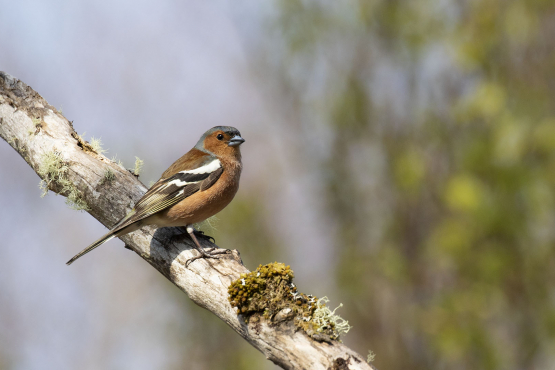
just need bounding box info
[158,160,242,226]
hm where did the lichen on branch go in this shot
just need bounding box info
[133,156,144,176]
[228,262,351,342]
[37,151,89,211]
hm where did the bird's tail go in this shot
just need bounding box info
[66,231,118,265]
[66,210,145,265]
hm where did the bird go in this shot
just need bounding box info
[66,126,245,266]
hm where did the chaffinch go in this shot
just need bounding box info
[67,126,245,265]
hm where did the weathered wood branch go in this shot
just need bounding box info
[0,72,374,370]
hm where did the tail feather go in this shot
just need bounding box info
[67,214,146,265]
[66,232,116,265]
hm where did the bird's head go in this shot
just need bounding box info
[196,126,245,158]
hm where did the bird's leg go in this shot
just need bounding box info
[184,225,229,266]
[171,226,216,247]
[171,226,216,244]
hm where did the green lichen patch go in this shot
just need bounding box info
[309,297,352,340]
[89,137,107,155]
[367,350,376,363]
[132,156,144,176]
[98,167,115,186]
[37,151,89,211]
[228,262,351,341]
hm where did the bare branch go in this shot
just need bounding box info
[0,72,374,370]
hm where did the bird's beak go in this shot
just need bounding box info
[228,135,245,147]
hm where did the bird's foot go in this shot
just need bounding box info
[173,225,229,267]
[185,247,231,267]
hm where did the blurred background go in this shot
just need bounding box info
[1,0,554,369]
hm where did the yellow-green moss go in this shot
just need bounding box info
[228,262,351,341]
[37,151,89,211]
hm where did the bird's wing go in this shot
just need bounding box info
[67,161,224,265]
[112,157,224,232]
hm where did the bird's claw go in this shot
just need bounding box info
[171,226,227,266]
[185,248,231,267]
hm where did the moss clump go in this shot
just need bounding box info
[228,262,351,341]
[228,262,298,316]
[37,151,89,211]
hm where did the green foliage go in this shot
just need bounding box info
[267,0,555,368]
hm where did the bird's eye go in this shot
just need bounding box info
[217,134,224,140]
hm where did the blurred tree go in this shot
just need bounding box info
[249,0,555,369]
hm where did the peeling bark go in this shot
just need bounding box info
[0,72,375,370]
